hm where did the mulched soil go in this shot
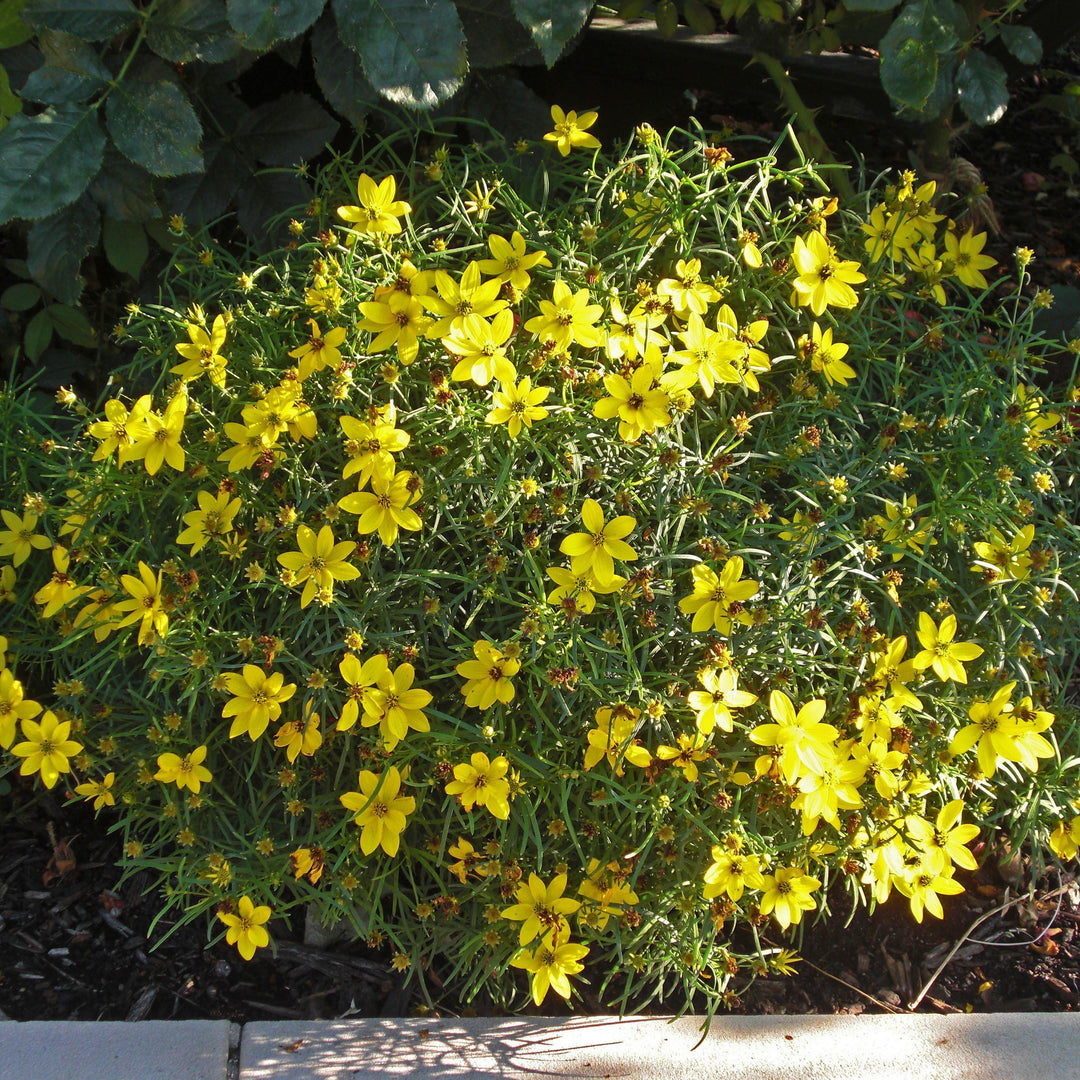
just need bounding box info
[4,35,1080,1027]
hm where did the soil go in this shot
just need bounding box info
[4,30,1080,1028]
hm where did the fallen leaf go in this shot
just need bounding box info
[1031,938,1060,957]
[278,1040,305,1053]
[43,827,78,886]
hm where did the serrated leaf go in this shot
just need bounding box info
[331,0,467,110]
[88,145,159,220]
[226,0,324,50]
[234,92,338,165]
[163,136,250,224]
[146,0,241,63]
[106,79,204,176]
[24,308,54,361]
[102,216,148,276]
[0,65,21,131]
[456,0,543,68]
[46,302,96,345]
[22,0,139,41]
[310,14,381,127]
[1000,24,1042,67]
[881,35,937,110]
[22,30,112,103]
[0,0,35,47]
[0,104,105,225]
[508,0,591,66]
[235,168,310,247]
[956,49,1008,126]
[1,283,42,311]
[27,194,99,304]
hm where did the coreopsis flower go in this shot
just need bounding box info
[912,612,983,684]
[221,664,297,740]
[739,229,764,266]
[794,746,865,835]
[893,857,964,923]
[126,390,188,476]
[218,896,272,960]
[758,865,821,929]
[288,318,347,380]
[424,262,507,338]
[524,280,603,351]
[655,730,710,781]
[791,231,865,316]
[860,204,919,262]
[217,421,279,473]
[0,509,51,567]
[867,635,922,711]
[669,313,738,398]
[0,668,42,748]
[873,494,937,562]
[443,310,517,386]
[1050,817,1080,861]
[362,661,432,750]
[340,765,416,856]
[948,682,1052,777]
[357,292,429,365]
[176,490,242,555]
[543,105,600,157]
[907,800,980,874]
[447,838,490,884]
[971,524,1034,582]
[577,860,639,929]
[656,257,721,317]
[545,565,625,618]
[688,666,757,735]
[276,524,359,608]
[74,772,116,811]
[713,304,771,392]
[33,546,87,618]
[501,873,581,945]
[456,640,519,710]
[444,751,511,819]
[338,470,422,546]
[87,396,151,462]
[114,561,169,646]
[172,314,228,387]
[605,293,666,361]
[679,556,758,634]
[154,745,212,794]
[559,499,637,586]
[801,321,855,387]
[510,931,590,1005]
[748,690,838,784]
[850,737,906,798]
[10,710,82,788]
[290,846,326,884]
[477,231,551,291]
[583,704,652,775]
[486,376,551,437]
[336,173,411,237]
[703,847,765,902]
[593,355,671,441]
[274,704,323,762]
[943,227,996,290]
[336,652,389,731]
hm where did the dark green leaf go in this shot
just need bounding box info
[235,168,310,247]
[0,65,21,130]
[1,283,42,311]
[0,0,35,47]
[310,13,381,127]
[0,104,105,224]
[226,0,324,49]
[462,69,551,143]
[102,216,148,276]
[146,0,241,63]
[88,145,159,220]
[956,49,1008,126]
[841,0,899,8]
[456,0,543,68]
[27,194,99,304]
[22,0,139,41]
[331,0,467,110]
[880,35,937,110]
[106,80,203,176]
[654,0,677,36]
[906,51,957,120]
[683,0,715,34]
[508,0,591,66]
[617,0,649,19]
[163,136,250,224]
[234,92,338,165]
[22,29,111,103]
[24,308,54,361]
[46,302,96,345]
[1000,24,1042,67]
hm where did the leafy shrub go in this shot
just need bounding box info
[3,118,1080,1013]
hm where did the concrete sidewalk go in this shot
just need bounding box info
[3,1013,1079,1080]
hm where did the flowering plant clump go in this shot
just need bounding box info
[4,118,1080,1015]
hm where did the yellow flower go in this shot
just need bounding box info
[339,411,410,486]
[0,668,43,748]
[558,499,637,586]
[176,490,242,555]
[74,772,116,811]
[678,556,758,635]
[593,355,671,442]
[972,524,1034,582]
[476,231,551,291]
[86,397,151,462]
[277,524,359,608]
[126,390,188,476]
[336,173,411,237]
[802,321,855,387]
[114,561,169,646]
[274,704,323,762]
[362,661,432,750]
[948,682,1053,777]
[447,837,490,883]
[545,565,624,618]
[907,799,980,874]
[456,640,519,710]
[748,690,837,784]
[340,765,416,856]
[943,227,996,290]
[655,730,709,781]
[357,292,429,365]
[687,667,757,734]
[583,704,652,775]
[289,845,325,884]
[443,310,517,386]
[577,859,639,928]
[154,745,212,793]
[172,315,228,387]
[524,280,604,351]
[791,231,865,316]
[703,847,765,902]
[656,258,721,318]
[893,857,964,923]
[10,710,83,788]
[445,751,511,819]
[510,931,589,1005]
[288,318,347,380]
[543,105,600,157]
[33,546,88,618]
[912,612,983,684]
[338,470,422,546]
[0,509,52,567]
[758,865,820,929]
[221,664,297,740]
[336,651,389,731]
[217,896,272,960]
[502,873,581,945]
[424,262,507,339]
[486,376,551,437]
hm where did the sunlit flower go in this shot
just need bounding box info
[445,751,511,819]
[10,710,82,788]
[337,173,411,237]
[0,510,52,567]
[543,105,600,157]
[154,744,212,793]
[679,556,758,634]
[486,376,551,437]
[222,665,297,740]
[277,524,359,607]
[172,315,228,387]
[559,499,637,586]
[340,765,416,856]
[456,640,519,710]
[218,896,272,960]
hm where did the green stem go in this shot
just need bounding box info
[95,0,163,111]
[752,50,855,203]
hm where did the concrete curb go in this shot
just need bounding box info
[2,1013,1079,1080]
